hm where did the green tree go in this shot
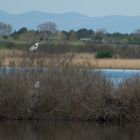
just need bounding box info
[69,30,78,41]
[76,28,94,39]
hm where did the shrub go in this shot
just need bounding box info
[95,51,112,58]
[0,54,140,122]
[0,55,113,120]
[6,42,16,49]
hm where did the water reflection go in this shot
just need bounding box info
[0,121,140,140]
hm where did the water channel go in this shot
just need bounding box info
[0,121,139,140]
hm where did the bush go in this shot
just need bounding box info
[95,51,112,58]
[6,42,16,49]
[0,55,113,120]
[0,54,140,122]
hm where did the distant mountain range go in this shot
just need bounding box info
[0,10,140,33]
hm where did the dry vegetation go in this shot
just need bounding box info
[0,49,140,69]
[0,53,139,122]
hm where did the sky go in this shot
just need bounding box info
[0,0,140,17]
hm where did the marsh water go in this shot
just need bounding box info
[1,67,140,83]
[100,69,140,83]
[0,121,140,140]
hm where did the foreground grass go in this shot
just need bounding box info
[0,55,140,122]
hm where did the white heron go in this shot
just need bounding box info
[34,80,40,89]
[29,42,41,52]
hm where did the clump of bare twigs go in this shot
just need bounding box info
[0,53,139,122]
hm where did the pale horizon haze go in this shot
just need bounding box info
[0,0,140,17]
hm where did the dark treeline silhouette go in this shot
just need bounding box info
[10,26,140,45]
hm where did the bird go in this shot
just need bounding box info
[29,42,41,52]
[34,80,40,89]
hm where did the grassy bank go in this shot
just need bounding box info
[0,56,140,122]
[0,49,140,69]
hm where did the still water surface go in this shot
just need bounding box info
[1,67,140,82]
[0,121,140,140]
[100,69,140,83]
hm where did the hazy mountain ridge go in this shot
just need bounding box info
[0,10,140,33]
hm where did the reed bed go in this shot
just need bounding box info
[1,49,140,69]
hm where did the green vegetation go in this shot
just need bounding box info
[0,24,140,58]
[95,51,112,58]
[0,21,140,58]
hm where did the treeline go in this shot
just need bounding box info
[1,21,140,45]
[10,27,140,45]
[1,21,140,58]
